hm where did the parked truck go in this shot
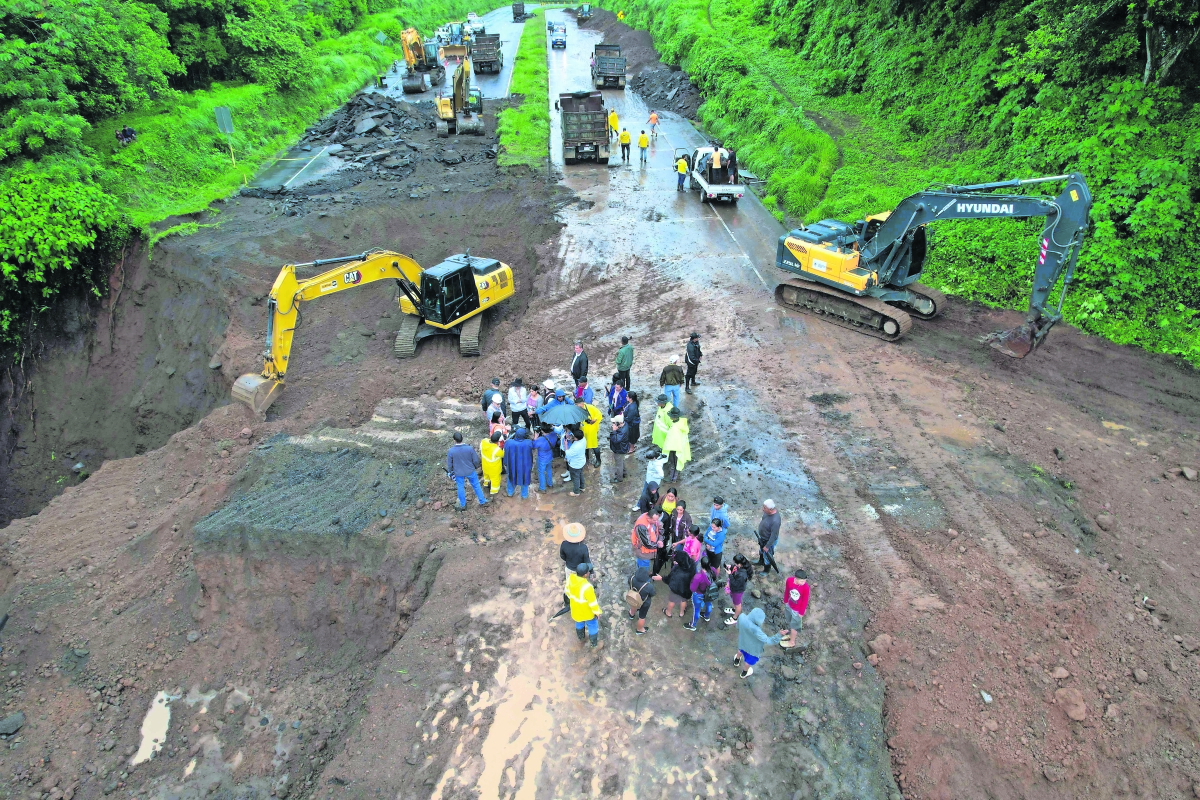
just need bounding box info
[471,33,503,73]
[591,43,626,89]
[675,145,746,204]
[551,24,567,49]
[559,91,609,164]
[512,1,530,21]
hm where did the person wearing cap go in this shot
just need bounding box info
[581,401,603,468]
[757,499,782,571]
[480,378,506,419]
[615,336,634,389]
[575,376,595,406]
[651,394,673,453]
[567,562,603,648]
[608,414,631,482]
[480,430,504,495]
[503,424,534,499]
[685,332,703,393]
[507,378,530,429]
[570,340,589,387]
[447,431,488,509]
[532,426,556,491]
[659,356,684,409]
[662,408,691,482]
[710,496,730,533]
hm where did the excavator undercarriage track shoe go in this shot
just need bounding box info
[394,316,421,359]
[232,374,285,416]
[774,279,913,342]
[902,283,947,320]
[458,314,483,357]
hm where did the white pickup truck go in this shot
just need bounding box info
[676,146,745,204]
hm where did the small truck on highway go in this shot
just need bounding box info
[676,146,745,204]
[559,91,609,164]
[551,24,567,49]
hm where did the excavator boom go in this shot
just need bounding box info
[232,251,425,415]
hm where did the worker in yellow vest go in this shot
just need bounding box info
[675,154,689,192]
[619,127,631,163]
[637,129,649,165]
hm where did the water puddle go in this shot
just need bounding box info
[132,690,179,765]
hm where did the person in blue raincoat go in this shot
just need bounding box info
[504,426,535,499]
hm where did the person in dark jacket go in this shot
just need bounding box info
[606,373,628,416]
[659,357,684,409]
[614,336,634,389]
[446,431,488,509]
[663,532,698,618]
[685,332,703,393]
[570,340,589,387]
[756,499,782,571]
[503,426,534,499]
[723,554,754,624]
[635,480,660,514]
[624,392,641,448]
[608,415,631,483]
[532,427,556,491]
[629,565,657,635]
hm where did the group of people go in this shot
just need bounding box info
[115,125,137,145]
[605,109,661,166]
[674,147,740,191]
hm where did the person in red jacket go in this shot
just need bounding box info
[782,569,810,649]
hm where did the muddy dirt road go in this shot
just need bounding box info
[2,7,1200,800]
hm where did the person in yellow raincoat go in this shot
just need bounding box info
[480,430,504,494]
[651,394,674,453]
[567,563,603,648]
[608,108,619,141]
[580,402,603,468]
[662,407,691,482]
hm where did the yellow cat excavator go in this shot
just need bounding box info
[232,250,514,415]
[436,59,484,137]
[774,173,1092,357]
[400,28,445,93]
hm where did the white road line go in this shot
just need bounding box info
[283,145,328,189]
[709,204,767,288]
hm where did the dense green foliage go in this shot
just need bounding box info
[602,0,1200,362]
[0,0,506,355]
[497,12,551,168]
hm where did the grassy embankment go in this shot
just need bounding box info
[596,0,1200,363]
[496,11,552,169]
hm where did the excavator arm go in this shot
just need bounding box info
[861,173,1092,357]
[232,250,425,414]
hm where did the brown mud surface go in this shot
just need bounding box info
[1,12,1200,800]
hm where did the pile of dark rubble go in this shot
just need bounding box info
[630,68,701,119]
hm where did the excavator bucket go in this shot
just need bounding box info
[232,373,285,415]
[402,73,429,93]
[457,114,484,135]
[440,44,468,60]
[984,322,1038,358]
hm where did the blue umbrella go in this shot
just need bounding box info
[539,403,589,426]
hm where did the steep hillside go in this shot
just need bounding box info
[600,0,1200,363]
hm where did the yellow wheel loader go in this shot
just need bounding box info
[232,250,514,415]
[773,173,1092,357]
[436,60,484,137]
[400,28,445,93]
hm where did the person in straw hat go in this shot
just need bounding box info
[551,522,589,620]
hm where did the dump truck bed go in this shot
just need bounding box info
[559,91,609,162]
[472,33,501,67]
[592,44,626,87]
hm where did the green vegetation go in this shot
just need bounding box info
[0,0,506,357]
[497,12,551,168]
[600,0,1200,363]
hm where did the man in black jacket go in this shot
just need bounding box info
[480,378,506,419]
[570,340,589,387]
[608,415,631,483]
[685,332,703,393]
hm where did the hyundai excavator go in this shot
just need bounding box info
[436,60,484,137]
[400,28,445,93]
[232,250,514,415]
[773,172,1092,357]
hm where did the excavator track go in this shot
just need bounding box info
[774,279,913,342]
[394,315,420,359]
[904,283,948,320]
[458,314,482,357]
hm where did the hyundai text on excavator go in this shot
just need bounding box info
[436,60,484,137]
[773,173,1092,357]
[400,28,445,93]
[231,250,514,415]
